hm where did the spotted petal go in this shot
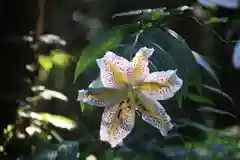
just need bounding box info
[77,88,125,107]
[136,92,173,136]
[136,70,183,100]
[96,51,133,89]
[100,100,135,148]
[131,47,154,83]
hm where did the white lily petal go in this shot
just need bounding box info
[136,92,173,136]
[137,70,183,100]
[96,51,133,88]
[100,100,135,148]
[131,47,154,83]
[77,89,124,107]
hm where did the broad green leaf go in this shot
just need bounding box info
[74,24,136,82]
[117,27,202,96]
[38,55,53,71]
[50,50,71,68]
[197,106,236,118]
[187,93,215,105]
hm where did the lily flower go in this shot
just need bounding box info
[77,47,183,148]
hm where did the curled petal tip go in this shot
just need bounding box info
[96,58,103,68]
[161,123,174,137]
[139,47,154,57]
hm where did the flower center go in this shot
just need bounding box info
[126,84,136,110]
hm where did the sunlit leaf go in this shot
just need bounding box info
[39,68,51,82]
[31,86,46,92]
[204,17,228,24]
[50,50,71,68]
[39,34,67,46]
[0,146,4,152]
[38,55,53,71]
[187,93,215,105]
[26,126,42,136]
[191,50,219,84]
[18,110,76,130]
[149,11,161,20]
[74,24,137,82]
[197,106,236,118]
[40,89,68,101]
[40,113,77,130]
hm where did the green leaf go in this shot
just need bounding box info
[177,119,216,134]
[191,50,219,84]
[74,24,134,82]
[201,84,233,104]
[177,96,183,108]
[40,113,77,130]
[18,110,76,130]
[197,106,236,118]
[149,11,161,20]
[204,17,228,24]
[50,50,71,68]
[80,102,85,112]
[0,146,4,152]
[38,55,53,71]
[187,94,215,105]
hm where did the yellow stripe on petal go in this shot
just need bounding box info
[77,89,123,107]
[106,61,129,85]
[136,82,171,91]
[131,47,154,83]
[136,92,173,136]
[136,94,169,129]
[137,70,183,100]
[96,52,133,89]
[100,99,135,148]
